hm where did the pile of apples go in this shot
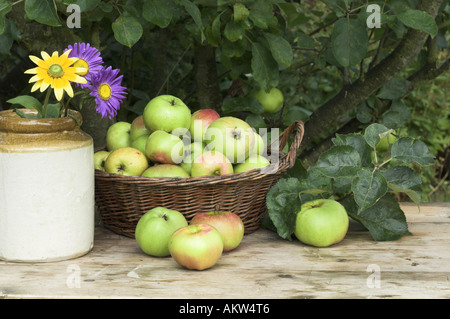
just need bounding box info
[94,94,271,178]
[134,206,245,270]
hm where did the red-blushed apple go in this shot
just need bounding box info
[104,147,149,176]
[94,150,110,171]
[135,207,188,257]
[190,150,234,177]
[294,199,349,247]
[190,211,244,252]
[145,130,185,164]
[143,95,191,133]
[204,116,255,164]
[131,134,149,155]
[250,88,284,114]
[106,121,132,151]
[189,109,220,143]
[130,115,151,141]
[233,154,270,174]
[141,164,189,178]
[168,224,223,270]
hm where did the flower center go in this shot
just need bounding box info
[47,64,64,78]
[98,83,112,101]
[73,58,89,76]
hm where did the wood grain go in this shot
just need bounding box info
[1,202,449,299]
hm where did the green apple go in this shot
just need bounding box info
[204,116,255,164]
[104,147,149,176]
[251,87,284,114]
[189,108,220,143]
[141,164,189,178]
[135,207,188,257]
[190,150,234,177]
[233,154,270,174]
[376,132,396,152]
[294,199,349,247]
[106,121,132,151]
[143,95,191,133]
[130,115,151,141]
[145,130,185,164]
[250,131,265,156]
[180,141,205,174]
[131,134,149,155]
[190,211,244,252]
[94,150,110,171]
[168,224,223,270]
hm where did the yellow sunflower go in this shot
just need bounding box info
[24,49,88,101]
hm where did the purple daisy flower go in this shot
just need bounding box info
[64,42,103,88]
[88,66,127,119]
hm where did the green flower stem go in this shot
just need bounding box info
[42,88,52,118]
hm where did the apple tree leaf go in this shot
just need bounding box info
[263,32,293,67]
[342,194,411,241]
[143,0,173,28]
[397,9,438,38]
[351,168,388,211]
[391,137,435,166]
[251,41,279,91]
[112,15,143,48]
[332,133,373,168]
[266,177,304,241]
[311,145,361,178]
[363,123,393,149]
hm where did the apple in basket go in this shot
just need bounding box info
[135,207,188,257]
[106,121,132,151]
[94,150,110,171]
[190,211,244,252]
[143,95,191,133]
[130,115,151,141]
[169,224,223,270]
[204,116,255,164]
[233,154,270,174]
[145,130,185,164]
[180,141,205,175]
[190,150,234,177]
[104,147,148,176]
[141,164,189,178]
[189,108,220,143]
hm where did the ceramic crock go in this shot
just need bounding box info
[0,109,95,262]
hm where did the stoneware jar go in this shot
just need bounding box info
[0,109,95,262]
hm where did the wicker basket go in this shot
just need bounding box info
[94,120,304,238]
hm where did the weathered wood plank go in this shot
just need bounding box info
[1,203,449,299]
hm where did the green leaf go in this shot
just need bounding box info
[391,137,435,166]
[351,168,388,211]
[233,3,249,22]
[363,123,392,149]
[263,33,293,67]
[376,78,411,100]
[343,194,411,241]
[180,0,204,42]
[7,95,43,114]
[12,108,40,119]
[112,15,143,48]
[266,178,303,240]
[331,17,369,67]
[381,99,412,129]
[221,96,264,115]
[312,145,361,178]
[63,0,100,12]
[388,183,421,206]
[24,0,61,27]
[332,133,373,168]
[397,9,438,38]
[44,103,61,118]
[381,166,422,190]
[248,0,276,29]
[251,41,279,91]
[0,0,12,35]
[143,0,173,28]
[224,21,245,42]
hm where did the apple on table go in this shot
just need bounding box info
[168,224,223,270]
[143,95,191,133]
[104,147,149,176]
[204,116,255,164]
[106,121,132,151]
[190,211,244,252]
[135,207,188,257]
[294,199,349,247]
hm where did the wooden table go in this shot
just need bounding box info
[1,202,449,299]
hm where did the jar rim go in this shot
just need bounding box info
[0,109,82,133]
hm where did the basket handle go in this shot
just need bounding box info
[274,120,305,169]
